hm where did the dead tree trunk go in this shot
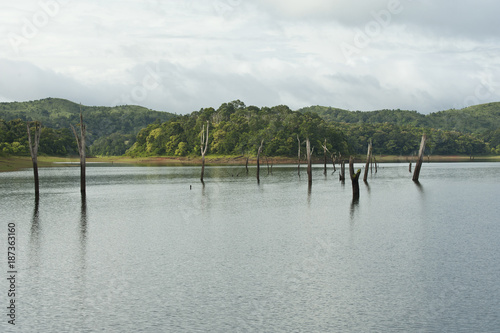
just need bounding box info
[27,121,42,198]
[200,121,209,182]
[256,139,264,183]
[339,155,346,182]
[297,135,301,177]
[322,139,328,176]
[306,138,313,186]
[363,140,372,182]
[71,110,86,194]
[245,156,249,175]
[412,134,427,182]
[331,153,337,173]
[349,156,361,200]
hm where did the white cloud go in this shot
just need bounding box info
[0,0,499,114]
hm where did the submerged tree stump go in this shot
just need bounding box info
[256,139,264,183]
[339,158,346,183]
[412,134,427,182]
[200,121,209,182]
[306,138,313,186]
[27,121,42,198]
[297,135,301,177]
[71,109,86,194]
[363,139,372,183]
[349,156,361,200]
[322,139,328,176]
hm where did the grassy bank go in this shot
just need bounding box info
[1,154,499,172]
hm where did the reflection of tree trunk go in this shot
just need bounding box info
[27,121,42,198]
[200,121,209,182]
[71,109,86,194]
[257,140,264,183]
[297,135,301,177]
[306,138,313,186]
[363,140,372,182]
[412,134,427,182]
[349,156,361,200]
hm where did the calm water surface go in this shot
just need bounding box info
[1,162,499,332]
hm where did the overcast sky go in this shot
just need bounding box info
[1,0,499,114]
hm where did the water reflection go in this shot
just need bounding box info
[307,183,312,207]
[29,196,41,258]
[80,194,88,248]
[350,197,359,222]
[414,180,424,193]
[364,181,371,196]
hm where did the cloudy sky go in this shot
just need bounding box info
[1,0,499,114]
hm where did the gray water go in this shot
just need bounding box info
[1,162,499,332]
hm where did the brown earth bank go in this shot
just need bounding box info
[1,155,499,172]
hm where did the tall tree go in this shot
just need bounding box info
[27,121,42,197]
[71,108,86,194]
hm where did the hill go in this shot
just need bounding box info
[298,103,500,155]
[298,102,500,134]
[0,98,175,156]
[126,101,350,158]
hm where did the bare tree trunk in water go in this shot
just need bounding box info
[200,121,209,183]
[339,155,346,182]
[363,140,372,183]
[245,156,249,175]
[297,135,301,177]
[349,156,361,200]
[306,138,313,186]
[71,109,86,194]
[256,140,264,183]
[27,121,42,198]
[412,134,427,182]
[321,138,328,176]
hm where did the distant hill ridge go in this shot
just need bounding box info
[298,102,500,135]
[1,98,499,156]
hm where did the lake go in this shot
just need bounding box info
[1,162,499,332]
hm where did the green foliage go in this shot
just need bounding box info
[126,101,350,158]
[0,118,77,156]
[300,102,499,155]
[0,98,175,155]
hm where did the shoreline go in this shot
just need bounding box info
[1,154,499,173]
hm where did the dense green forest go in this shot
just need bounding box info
[0,118,77,156]
[0,98,499,158]
[126,101,350,158]
[299,103,500,154]
[127,100,494,158]
[0,98,175,156]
